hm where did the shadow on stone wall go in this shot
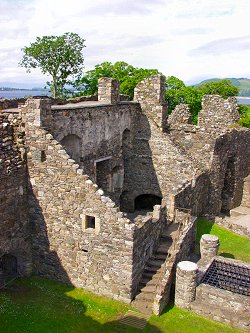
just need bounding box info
[121,112,163,213]
[28,178,73,285]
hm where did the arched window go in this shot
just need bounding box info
[60,134,81,163]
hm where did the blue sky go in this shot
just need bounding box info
[0,0,250,86]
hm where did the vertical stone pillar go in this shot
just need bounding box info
[175,261,198,309]
[20,98,51,129]
[134,75,168,131]
[98,77,120,104]
[200,234,219,261]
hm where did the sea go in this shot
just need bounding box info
[1,90,250,105]
[0,90,51,98]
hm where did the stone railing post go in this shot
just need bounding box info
[98,77,120,104]
[200,234,219,261]
[175,261,198,309]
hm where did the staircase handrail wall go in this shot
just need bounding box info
[152,211,196,315]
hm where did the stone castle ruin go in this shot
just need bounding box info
[0,75,249,316]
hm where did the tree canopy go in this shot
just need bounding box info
[19,32,86,97]
[196,79,239,98]
[165,77,239,123]
[73,61,161,98]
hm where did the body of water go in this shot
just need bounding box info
[236,97,250,105]
[0,90,50,99]
[1,90,250,105]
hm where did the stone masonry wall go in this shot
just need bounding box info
[0,112,32,276]
[209,129,250,214]
[47,101,141,205]
[198,95,240,129]
[122,109,207,215]
[20,98,135,303]
[193,283,250,330]
[169,98,250,216]
[134,75,168,130]
[241,174,250,208]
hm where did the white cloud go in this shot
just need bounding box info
[0,0,250,86]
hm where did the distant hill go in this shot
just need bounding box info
[196,78,250,96]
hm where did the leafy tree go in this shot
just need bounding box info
[165,77,239,124]
[73,61,161,99]
[238,104,250,128]
[19,32,86,97]
[165,76,202,123]
[196,79,239,98]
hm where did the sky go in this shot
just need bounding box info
[0,0,250,87]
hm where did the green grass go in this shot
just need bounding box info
[196,217,250,263]
[0,276,243,333]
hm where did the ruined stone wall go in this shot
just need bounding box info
[193,283,250,330]
[209,129,250,214]
[198,95,240,129]
[134,75,167,130]
[241,174,250,208]
[44,100,141,204]
[0,112,32,276]
[173,173,210,217]
[20,99,135,303]
[169,97,250,216]
[121,109,206,214]
[0,98,26,110]
[170,126,250,215]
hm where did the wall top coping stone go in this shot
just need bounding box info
[201,234,219,242]
[51,100,138,110]
[177,261,198,271]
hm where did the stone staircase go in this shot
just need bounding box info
[132,223,179,314]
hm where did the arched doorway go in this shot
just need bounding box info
[0,254,18,276]
[134,194,162,211]
[221,157,236,213]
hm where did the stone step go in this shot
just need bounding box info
[144,264,161,273]
[147,258,165,267]
[153,252,168,260]
[230,206,250,218]
[162,223,179,238]
[156,243,171,254]
[139,284,157,293]
[132,300,152,314]
[140,276,158,285]
[135,290,154,302]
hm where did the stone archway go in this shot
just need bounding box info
[134,194,162,211]
[60,134,81,164]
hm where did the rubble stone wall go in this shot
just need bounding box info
[193,283,250,330]
[198,95,240,129]
[20,99,135,303]
[0,112,32,276]
[47,101,141,204]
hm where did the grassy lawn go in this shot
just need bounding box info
[196,217,250,263]
[0,276,244,333]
